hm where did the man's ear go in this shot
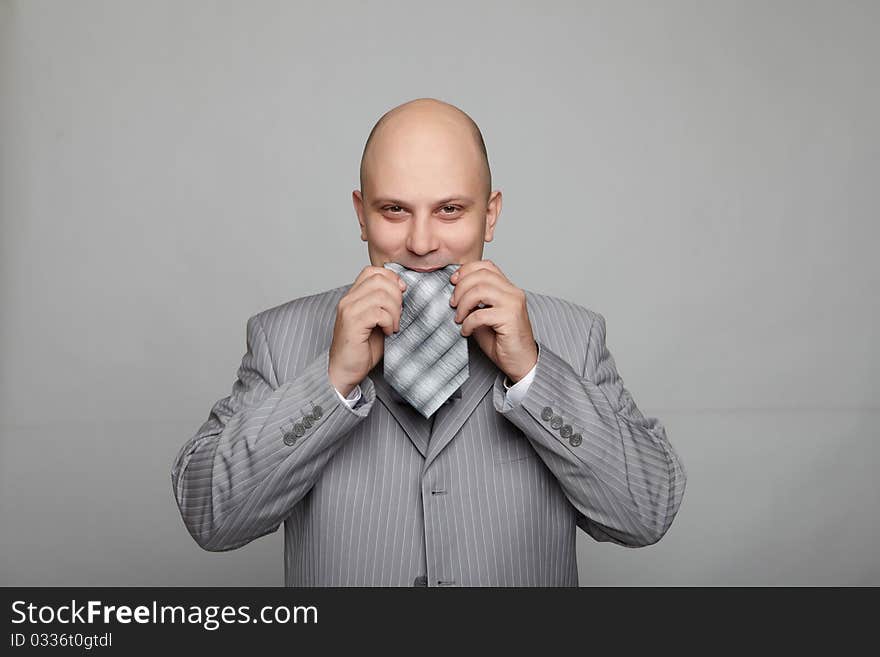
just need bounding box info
[483,190,502,243]
[352,190,368,241]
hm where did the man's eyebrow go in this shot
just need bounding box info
[371,196,475,207]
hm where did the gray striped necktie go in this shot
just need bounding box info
[382,262,469,418]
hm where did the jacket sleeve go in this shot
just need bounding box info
[492,311,687,547]
[171,313,377,551]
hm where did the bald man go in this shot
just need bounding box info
[171,98,687,587]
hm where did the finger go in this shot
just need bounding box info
[350,289,402,334]
[349,270,405,309]
[451,259,501,284]
[353,265,406,292]
[451,268,503,305]
[380,288,404,334]
[357,300,394,336]
[382,288,403,333]
[374,307,395,336]
[460,307,498,337]
[453,284,502,324]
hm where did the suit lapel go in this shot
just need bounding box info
[368,361,431,458]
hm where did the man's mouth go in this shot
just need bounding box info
[408,265,444,272]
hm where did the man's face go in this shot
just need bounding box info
[353,115,501,271]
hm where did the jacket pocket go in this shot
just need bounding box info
[493,436,537,464]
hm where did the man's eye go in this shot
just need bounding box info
[440,206,460,214]
[384,205,403,213]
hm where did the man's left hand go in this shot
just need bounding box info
[449,260,538,383]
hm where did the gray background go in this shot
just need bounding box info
[1,0,877,585]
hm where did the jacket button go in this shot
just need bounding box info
[560,424,572,438]
[550,415,563,430]
[301,416,313,429]
[283,433,297,446]
[569,433,583,447]
[413,575,428,587]
[293,423,305,437]
[541,406,554,421]
[312,405,323,419]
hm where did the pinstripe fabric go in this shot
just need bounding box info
[171,284,687,586]
[382,262,469,418]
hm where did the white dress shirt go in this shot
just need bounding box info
[334,344,541,412]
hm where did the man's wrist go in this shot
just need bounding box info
[506,342,539,384]
[329,367,356,398]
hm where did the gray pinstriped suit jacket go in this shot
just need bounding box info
[171,283,687,586]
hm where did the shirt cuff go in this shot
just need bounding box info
[334,383,363,409]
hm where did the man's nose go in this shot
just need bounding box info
[405,214,438,255]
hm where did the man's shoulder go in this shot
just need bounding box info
[520,288,601,373]
[249,284,350,332]
[522,287,600,326]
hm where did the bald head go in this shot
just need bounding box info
[359,98,492,202]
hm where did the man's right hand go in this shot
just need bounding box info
[328,265,406,397]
